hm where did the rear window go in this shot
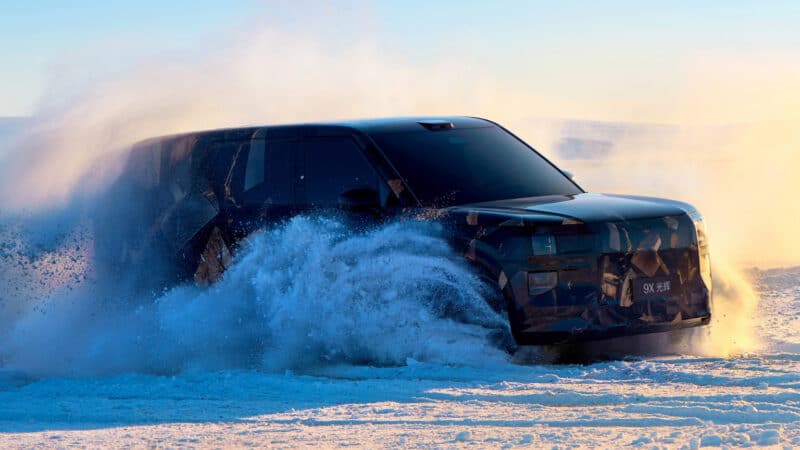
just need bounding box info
[371,126,581,207]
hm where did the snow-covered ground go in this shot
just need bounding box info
[1,264,798,448]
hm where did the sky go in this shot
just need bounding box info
[1,1,799,123]
[0,2,798,268]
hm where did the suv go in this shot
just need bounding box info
[95,117,712,345]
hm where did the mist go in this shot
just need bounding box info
[2,18,796,268]
[0,25,537,212]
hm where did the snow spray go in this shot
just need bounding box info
[0,216,509,377]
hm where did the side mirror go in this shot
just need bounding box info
[338,187,380,211]
[561,169,575,180]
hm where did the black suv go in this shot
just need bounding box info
[96,117,712,345]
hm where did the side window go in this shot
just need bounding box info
[244,139,265,192]
[300,137,380,207]
[265,139,294,206]
[206,139,250,207]
[206,138,295,208]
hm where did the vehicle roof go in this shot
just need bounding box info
[134,116,495,146]
[328,116,493,134]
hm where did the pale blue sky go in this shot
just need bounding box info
[2,1,799,119]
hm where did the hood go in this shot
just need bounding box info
[454,193,694,223]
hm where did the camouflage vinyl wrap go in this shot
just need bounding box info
[449,207,711,345]
[99,119,712,345]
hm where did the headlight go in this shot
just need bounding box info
[529,234,558,296]
[691,213,712,292]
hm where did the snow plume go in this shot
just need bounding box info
[694,261,761,356]
[555,121,800,356]
[541,54,800,357]
[0,28,537,213]
[0,214,93,332]
[0,217,509,377]
[545,56,800,357]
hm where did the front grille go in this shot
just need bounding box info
[596,215,707,321]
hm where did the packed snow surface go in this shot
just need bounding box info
[0,218,799,448]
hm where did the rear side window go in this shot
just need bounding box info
[203,137,294,208]
[244,139,265,192]
[209,140,251,207]
[300,137,380,207]
[239,139,295,206]
[265,140,294,205]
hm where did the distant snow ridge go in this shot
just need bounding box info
[0,217,510,376]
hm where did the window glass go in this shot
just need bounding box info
[244,139,265,192]
[300,137,379,206]
[235,139,295,206]
[205,141,238,191]
[205,140,250,207]
[266,140,294,205]
[371,126,581,207]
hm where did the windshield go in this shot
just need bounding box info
[371,125,582,207]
